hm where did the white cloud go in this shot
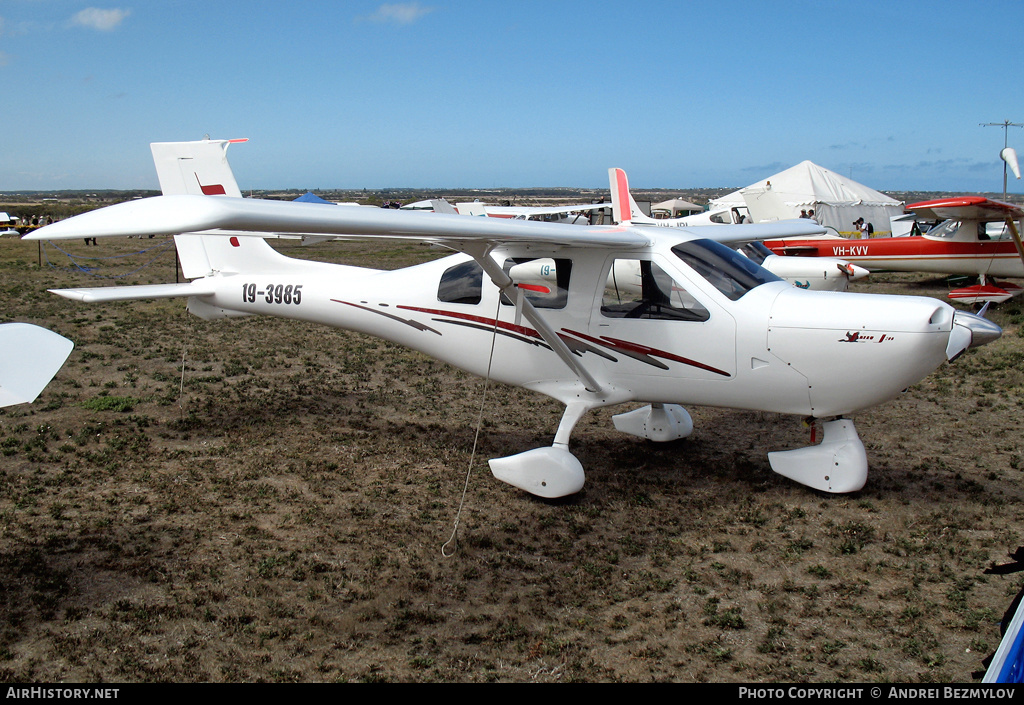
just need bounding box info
[362,3,434,25]
[71,8,131,32]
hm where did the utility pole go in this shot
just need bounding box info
[980,120,1023,200]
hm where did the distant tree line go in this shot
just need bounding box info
[0,191,160,222]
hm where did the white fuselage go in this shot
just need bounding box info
[188,234,957,419]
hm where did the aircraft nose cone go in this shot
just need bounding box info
[947,310,1002,360]
[956,310,1002,348]
[847,264,871,281]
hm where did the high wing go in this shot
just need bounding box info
[27,194,649,250]
[30,195,654,395]
[908,196,1024,222]
[28,193,827,251]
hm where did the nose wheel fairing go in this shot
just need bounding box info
[768,418,868,493]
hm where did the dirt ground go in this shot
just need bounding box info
[1,234,1023,683]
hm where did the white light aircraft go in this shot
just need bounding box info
[25,139,1001,497]
[1,213,19,237]
[607,168,870,291]
[424,199,609,225]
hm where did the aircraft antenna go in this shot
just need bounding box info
[980,120,1024,200]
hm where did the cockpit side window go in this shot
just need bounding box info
[500,257,572,309]
[601,259,710,321]
[438,260,483,305]
[987,221,1021,241]
[671,239,780,301]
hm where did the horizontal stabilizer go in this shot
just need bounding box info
[428,199,459,215]
[947,284,1014,305]
[48,281,216,303]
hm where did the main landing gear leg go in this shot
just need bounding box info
[767,418,868,493]
[489,401,592,499]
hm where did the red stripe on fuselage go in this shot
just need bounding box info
[397,305,542,340]
[765,237,1020,259]
[563,328,730,377]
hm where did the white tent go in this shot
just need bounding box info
[708,161,904,236]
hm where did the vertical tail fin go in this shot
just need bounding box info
[150,138,290,278]
[151,138,248,197]
[608,168,655,225]
[608,168,632,224]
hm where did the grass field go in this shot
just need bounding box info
[1,233,1023,682]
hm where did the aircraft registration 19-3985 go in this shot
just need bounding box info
[25,139,1002,498]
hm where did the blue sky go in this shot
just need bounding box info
[2,0,1023,193]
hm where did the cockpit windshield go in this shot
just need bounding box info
[923,220,962,239]
[671,239,781,301]
[738,241,774,265]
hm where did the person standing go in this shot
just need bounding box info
[853,217,868,239]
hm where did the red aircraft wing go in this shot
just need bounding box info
[907,196,1024,222]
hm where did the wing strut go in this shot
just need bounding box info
[1006,217,1024,270]
[465,243,604,394]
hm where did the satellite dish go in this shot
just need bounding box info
[1001,147,1021,180]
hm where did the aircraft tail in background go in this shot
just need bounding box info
[608,168,658,225]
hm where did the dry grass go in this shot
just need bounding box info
[0,235,1022,682]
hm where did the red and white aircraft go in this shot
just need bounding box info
[764,196,1024,304]
[25,139,1001,497]
[607,168,870,292]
